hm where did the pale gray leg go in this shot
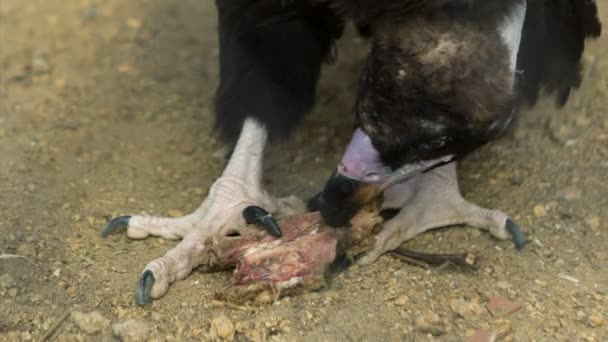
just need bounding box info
[103,118,304,304]
[360,163,524,265]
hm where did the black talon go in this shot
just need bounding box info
[100,215,131,237]
[506,219,526,250]
[329,254,354,273]
[242,206,282,238]
[135,270,155,306]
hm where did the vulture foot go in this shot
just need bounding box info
[359,162,526,265]
[101,173,305,305]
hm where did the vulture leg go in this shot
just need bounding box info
[102,118,304,305]
[101,118,278,240]
[359,162,525,265]
[100,0,341,304]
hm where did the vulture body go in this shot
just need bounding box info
[214,0,601,225]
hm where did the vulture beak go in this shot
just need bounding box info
[316,128,453,227]
[317,171,382,227]
[315,128,386,227]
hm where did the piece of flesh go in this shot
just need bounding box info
[203,207,383,305]
[212,213,342,304]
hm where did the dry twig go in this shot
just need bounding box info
[40,309,72,342]
[391,248,476,268]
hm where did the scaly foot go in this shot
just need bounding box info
[101,118,304,304]
[359,162,525,265]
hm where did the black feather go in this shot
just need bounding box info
[214,0,344,143]
[517,0,602,107]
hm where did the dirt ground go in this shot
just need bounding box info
[1,1,607,341]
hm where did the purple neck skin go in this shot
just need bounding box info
[338,128,455,188]
[337,128,390,183]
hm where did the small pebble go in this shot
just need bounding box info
[497,281,511,290]
[278,319,292,334]
[177,144,195,155]
[562,186,582,201]
[449,298,484,319]
[126,18,142,29]
[494,318,512,337]
[575,115,591,127]
[112,319,151,341]
[486,295,522,318]
[117,65,132,73]
[576,310,587,322]
[533,204,547,217]
[71,311,110,335]
[16,243,35,256]
[585,216,600,230]
[166,209,184,217]
[255,290,274,305]
[393,295,409,306]
[414,311,445,336]
[234,321,252,333]
[82,6,97,19]
[210,315,235,341]
[588,314,606,327]
[467,329,497,342]
[211,299,226,308]
[212,147,230,160]
[32,54,51,73]
[0,273,17,289]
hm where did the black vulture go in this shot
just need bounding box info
[102,0,601,304]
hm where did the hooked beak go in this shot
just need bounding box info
[315,171,382,227]
[315,128,454,227]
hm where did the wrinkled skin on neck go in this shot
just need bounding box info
[318,128,453,227]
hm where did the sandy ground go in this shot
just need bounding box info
[1,1,607,341]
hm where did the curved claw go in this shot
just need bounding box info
[100,215,132,237]
[135,270,155,306]
[242,206,282,238]
[329,254,353,273]
[330,253,366,273]
[506,219,526,250]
